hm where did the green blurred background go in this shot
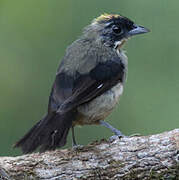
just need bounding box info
[0,0,178,156]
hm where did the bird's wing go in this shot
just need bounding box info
[48,72,74,112]
[49,57,125,113]
[53,57,126,113]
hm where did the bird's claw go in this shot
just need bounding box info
[72,144,84,150]
[109,134,125,142]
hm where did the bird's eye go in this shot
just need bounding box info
[112,26,122,35]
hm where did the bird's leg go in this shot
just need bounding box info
[71,126,83,150]
[72,126,77,147]
[99,120,125,141]
[99,120,124,136]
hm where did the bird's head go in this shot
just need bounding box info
[83,13,149,50]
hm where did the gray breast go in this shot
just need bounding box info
[77,83,124,124]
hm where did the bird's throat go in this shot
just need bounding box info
[115,39,127,51]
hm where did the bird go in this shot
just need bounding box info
[14,13,149,153]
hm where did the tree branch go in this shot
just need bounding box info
[0,129,179,180]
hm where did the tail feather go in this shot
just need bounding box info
[14,111,76,153]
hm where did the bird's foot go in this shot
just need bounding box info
[99,120,126,142]
[109,133,141,142]
[109,130,126,142]
[72,144,84,150]
[109,135,122,142]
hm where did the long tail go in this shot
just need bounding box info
[14,111,77,154]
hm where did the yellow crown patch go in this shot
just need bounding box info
[94,13,121,23]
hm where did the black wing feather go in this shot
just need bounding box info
[48,72,74,112]
[57,57,125,113]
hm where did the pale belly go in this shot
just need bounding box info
[76,83,124,125]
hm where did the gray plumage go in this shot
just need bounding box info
[14,14,149,153]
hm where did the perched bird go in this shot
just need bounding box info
[14,13,149,153]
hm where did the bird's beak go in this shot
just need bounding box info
[128,24,150,37]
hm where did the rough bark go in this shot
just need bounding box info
[0,129,179,180]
